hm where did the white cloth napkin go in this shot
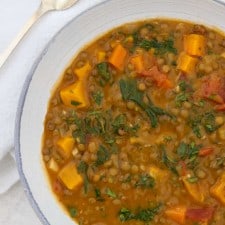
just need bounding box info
[0,0,103,194]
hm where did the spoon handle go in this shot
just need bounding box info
[0,4,50,68]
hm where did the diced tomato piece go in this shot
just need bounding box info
[202,75,221,98]
[179,161,188,176]
[186,207,215,222]
[198,74,225,104]
[215,104,225,111]
[178,72,188,81]
[139,66,173,89]
[53,179,63,194]
[199,147,214,157]
[139,70,151,77]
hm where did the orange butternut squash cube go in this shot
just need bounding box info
[184,34,206,57]
[130,55,145,72]
[48,158,59,172]
[221,52,225,59]
[74,62,91,81]
[124,35,134,43]
[165,206,187,224]
[60,62,91,108]
[210,172,225,205]
[149,166,169,180]
[109,44,127,71]
[60,82,89,108]
[57,137,75,159]
[58,162,83,190]
[177,52,198,74]
[182,177,204,203]
[98,51,106,62]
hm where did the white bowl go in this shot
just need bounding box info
[15,0,225,224]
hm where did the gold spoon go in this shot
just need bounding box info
[0,0,79,68]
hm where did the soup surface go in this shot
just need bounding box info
[42,19,225,225]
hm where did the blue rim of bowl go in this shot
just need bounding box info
[14,0,225,225]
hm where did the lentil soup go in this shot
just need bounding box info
[42,19,225,225]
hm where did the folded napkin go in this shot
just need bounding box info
[0,0,102,194]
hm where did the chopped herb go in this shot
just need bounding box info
[85,110,108,135]
[71,108,138,146]
[176,142,201,169]
[119,78,143,105]
[71,113,86,144]
[71,100,81,106]
[177,142,188,160]
[179,81,188,92]
[189,143,198,160]
[135,174,155,189]
[164,136,173,142]
[193,125,202,138]
[135,205,161,222]
[112,114,127,133]
[189,115,202,138]
[112,114,140,135]
[138,38,177,55]
[140,23,155,32]
[105,188,117,199]
[77,160,88,173]
[215,156,225,168]
[96,62,111,85]
[175,93,189,107]
[119,78,173,128]
[189,142,201,161]
[199,99,205,107]
[186,176,198,183]
[126,123,140,135]
[202,112,219,133]
[68,207,77,218]
[119,204,161,223]
[175,81,193,107]
[162,141,201,175]
[123,175,132,183]
[130,32,139,52]
[72,110,110,144]
[161,145,178,175]
[189,111,219,138]
[94,188,105,202]
[77,161,89,193]
[96,145,111,166]
[119,208,135,222]
[207,49,213,55]
[92,91,104,106]
[130,24,154,52]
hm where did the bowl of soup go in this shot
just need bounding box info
[15,0,225,225]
